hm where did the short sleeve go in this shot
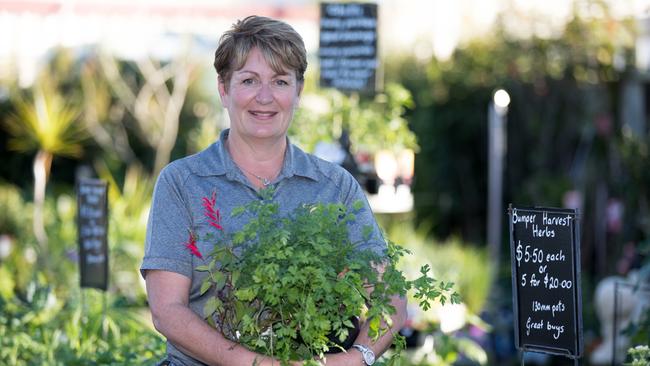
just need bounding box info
[140,164,194,279]
[340,170,387,256]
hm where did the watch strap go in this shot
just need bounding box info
[352,344,375,365]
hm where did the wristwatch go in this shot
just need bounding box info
[352,344,375,365]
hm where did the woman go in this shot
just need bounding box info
[141,15,406,366]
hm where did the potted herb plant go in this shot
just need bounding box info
[193,188,459,365]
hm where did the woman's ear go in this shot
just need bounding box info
[297,80,304,97]
[294,81,304,107]
[217,76,227,104]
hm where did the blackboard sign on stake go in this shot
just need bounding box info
[508,204,583,363]
[77,178,109,291]
[319,2,378,93]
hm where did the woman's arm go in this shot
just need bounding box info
[321,259,409,366]
[146,269,299,366]
[323,295,407,366]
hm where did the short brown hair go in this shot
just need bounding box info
[214,16,307,88]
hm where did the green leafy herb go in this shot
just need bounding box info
[198,187,459,365]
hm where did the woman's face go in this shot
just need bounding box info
[219,47,303,143]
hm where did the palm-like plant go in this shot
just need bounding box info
[4,80,85,259]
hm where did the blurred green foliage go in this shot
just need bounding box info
[0,183,28,238]
[0,175,162,364]
[380,216,491,365]
[625,345,650,366]
[291,83,418,154]
[386,5,646,277]
[0,277,164,365]
[382,216,492,316]
[4,79,85,158]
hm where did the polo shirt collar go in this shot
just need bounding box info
[194,129,319,183]
[283,139,319,182]
[191,129,230,177]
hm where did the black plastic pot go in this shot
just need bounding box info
[325,316,360,353]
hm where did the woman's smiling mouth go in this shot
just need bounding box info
[249,110,277,119]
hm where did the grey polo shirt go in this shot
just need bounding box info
[141,129,385,366]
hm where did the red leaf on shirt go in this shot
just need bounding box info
[202,191,223,230]
[185,231,202,259]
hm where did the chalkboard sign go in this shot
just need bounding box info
[77,178,109,291]
[319,2,378,92]
[509,205,583,358]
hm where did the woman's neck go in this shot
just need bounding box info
[225,132,286,187]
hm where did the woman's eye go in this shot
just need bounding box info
[275,79,289,86]
[241,78,261,86]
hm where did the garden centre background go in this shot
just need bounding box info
[1,0,649,365]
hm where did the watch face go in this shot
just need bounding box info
[364,350,375,365]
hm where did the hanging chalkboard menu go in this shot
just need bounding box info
[319,2,378,92]
[509,205,583,358]
[77,178,109,291]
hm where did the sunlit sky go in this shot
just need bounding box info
[1,0,649,86]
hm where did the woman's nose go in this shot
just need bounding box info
[255,83,273,104]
